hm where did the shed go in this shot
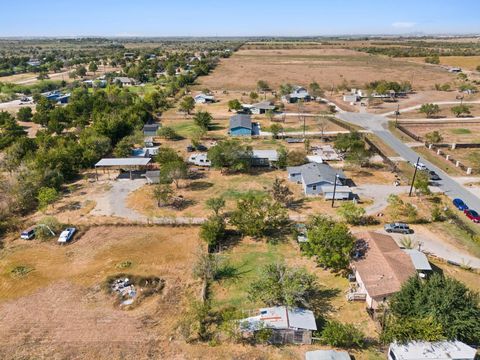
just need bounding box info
[305,350,350,360]
[143,124,160,137]
[143,170,160,184]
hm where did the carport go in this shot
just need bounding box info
[95,158,152,180]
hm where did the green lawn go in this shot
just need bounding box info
[451,128,472,135]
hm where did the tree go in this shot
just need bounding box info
[257,80,270,92]
[419,103,440,118]
[425,55,440,64]
[17,107,33,122]
[179,96,195,115]
[0,111,27,149]
[279,83,293,96]
[205,196,225,216]
[153,184,174,207]
[248,262,317,307]
[304,216,355,272]
[321,320,365,348]
[425,130,443,144]
[193,111,212,131]
[414,171,431,196]
[200,215,226,249]
[451,104,471,118]
[277,147,288,169]
[337,202,366,225]
[155,146,183,165]
[388,274,480,344]
[334,132,371,167]
[309,81,324,99]
[192,251,221,282]
[36,187,58,211]
[88,62,98,74]
[286,149,307,166]
[230,192,288,238]
[227,99,242,112]
[76,66,87,78]
[381,316,445,344]
[160,160,188,188]
[157,126,180,140]
[249,91,259,102]
[207,140,253,173]
[270,178,293,207]
[269,123,283,138]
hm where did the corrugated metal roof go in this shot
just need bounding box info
[95,158,151,167]
[287,307,317,330]
[402,249,432,271]
[240,306,316,331]
[389,341,476,360]
[252,149,278,162]
[305,350,350,360]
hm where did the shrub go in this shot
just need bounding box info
[35,216,62,240]
[321,320,365,348]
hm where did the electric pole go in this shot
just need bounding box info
[409,157,420,197]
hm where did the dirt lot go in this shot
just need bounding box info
[198,48,456,92]
[401,122,480,143]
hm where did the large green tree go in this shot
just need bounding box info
[207,140,253,173]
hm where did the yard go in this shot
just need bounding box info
[197,48,456,92]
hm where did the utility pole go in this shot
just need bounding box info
[395,103,400,128]
[409,157,420,197]
[331,174,340,208]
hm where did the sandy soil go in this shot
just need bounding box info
[198,48,456,92]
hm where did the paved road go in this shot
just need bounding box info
[338,112,480,208]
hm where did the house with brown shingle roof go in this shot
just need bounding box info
[349,231,416,309]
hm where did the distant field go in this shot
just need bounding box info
[402,122,480,143]
[199,48,456,91]
[403,56,480,71]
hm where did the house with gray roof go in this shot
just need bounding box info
[229,114,259,136]
[282,85,311,103]
[252,149,278,167]
[287,163,346,195]
[249,101,276,115]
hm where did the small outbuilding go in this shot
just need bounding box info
[305,350,350,360]
[252,149,278,167]
[388,341,476,360]
[143,123,160,137]
[194,93,215,104]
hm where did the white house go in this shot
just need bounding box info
[113,77,136,86]
[194,93,216,104]
[388,341,476,360]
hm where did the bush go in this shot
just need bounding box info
[321,320,365,348]
[200,215,226,249]
[157,126,181,140]
[35,216,62,240]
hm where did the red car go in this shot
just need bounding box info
[464,209,480,223]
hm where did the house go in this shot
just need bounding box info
[143,124,160,137]
[188,153,211,167]
[143,170,160,184]
[321,185,352,200]
[240,306,317,345]
[305,350,350,360]
[113,77,136,86]
[282,86,311,103]
[229,114,259,137]
[348,232,416,309]
[194,93,216,104]
[252,149,278,167]
[388,341,477,360]
[249,101,276,115]
[287,163,346,196]
[402,249,432,278]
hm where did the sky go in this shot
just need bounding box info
[1,0,479,37]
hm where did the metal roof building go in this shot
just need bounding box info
[402,249,432,272]
[388,341,477,360]
[305,350,350,360]
[95,158,151,167]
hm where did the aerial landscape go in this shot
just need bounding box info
[1,1,480,359]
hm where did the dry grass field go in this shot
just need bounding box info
[393,104,480,120]
[402,56,480,71]
[198,48,456,92]
[401,122,480,143]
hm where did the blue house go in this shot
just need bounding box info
[287,163,346,196]
[229,114,259,136]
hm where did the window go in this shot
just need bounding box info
[312,185,317,191]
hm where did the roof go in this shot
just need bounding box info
[252,101,275,110]
[229,114,252,130]
[241,306,317,331]
[113,76,134,83]
[389,341,477,360]
[195,93,215,100]
[287,163,346,186]
[321,185,351,194]
[305,350,350,360]
[95,158,151,167]
[352,232,416,299]
[252,149,278,162]
[307,155,324,164]
[402,249,432,272]
[143,123,159,131]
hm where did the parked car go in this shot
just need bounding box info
[414,162,428,171]
[20,226,36,240]
[465,209,480,223]
[453,198,469,211]
[58,227,76,243]
[429,171,441,181]
[384,222,413,234]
